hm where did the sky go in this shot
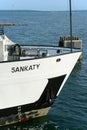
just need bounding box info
[0,0,87,11]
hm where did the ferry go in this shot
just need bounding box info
[0,23,82,126]
[0,0,82,126]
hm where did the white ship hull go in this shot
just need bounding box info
[0,51,81,126]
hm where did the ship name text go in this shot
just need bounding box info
[11,64,40,73]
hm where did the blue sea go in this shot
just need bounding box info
[0,10,87,130]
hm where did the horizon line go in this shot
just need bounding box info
[0,9,87,12]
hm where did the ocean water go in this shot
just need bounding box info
[0,10,87,130]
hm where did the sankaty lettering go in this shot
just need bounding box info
[11,64,40,73]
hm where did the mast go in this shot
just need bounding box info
[69,0,73,52]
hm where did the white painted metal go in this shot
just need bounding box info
[0,51,81,109]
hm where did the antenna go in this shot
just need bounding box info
[0,23,16,35]
[69,0,73,52]
[0,23,28,35]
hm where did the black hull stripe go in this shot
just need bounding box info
[0,75,66,118]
